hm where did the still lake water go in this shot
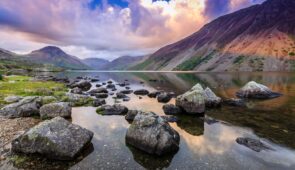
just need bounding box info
[7,72,295,169]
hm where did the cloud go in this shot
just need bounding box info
[0,0,265,60]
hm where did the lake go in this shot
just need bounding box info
[5,71,295,170]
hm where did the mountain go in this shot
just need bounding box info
[83,55,147,70]
[82,58,110,70]
[26,46,90,70]
[133,0,295,71]
[0,48,45,70]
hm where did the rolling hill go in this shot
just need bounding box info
[132,0,295,71]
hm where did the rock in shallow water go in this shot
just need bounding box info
[0,96,41,118]
[11,117,94,160]
[204,87,221,107]
[126,112,180,155]
[157,93,172,103]
[176,84,205,114]
[236,81,282,99]
[69,80,92,91]
[97,104,128,115]
[134,89,149,95]
[236,137,274,152]
[125,110,143,121]
[40,102,71,119]
[163,104,182,115]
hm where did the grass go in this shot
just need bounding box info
[0,75,67,105]
[174,51,216,71]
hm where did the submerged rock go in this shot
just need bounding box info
[94,93,108,99]
[116,92,128,99]
[0,96,41,118]
[204,87,221,107]
[106,84,115,89]
[40,102,71,119]
[236,137,274,152]
[134,89,149,95]
[223,98,246,107]
[92,99,106,107]
[163,104,182,115]
[11,117,93,160]
[126,112,180,155]
[97,104,128,115]
[236,81,282,99]
[120,90,133,94]
[176,84,205,114]
[157,92,172,103]
[148,91,162,98]
[70,80,91,91]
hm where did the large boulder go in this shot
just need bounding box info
[134,89,149,95]
[70,80,92,91]
[4,96,23,104]
[96,104,128,115]
[11,117,93,160]
[236,81,282,99]
[126,112,180,155]
[0,96,41,118]
[204,87,221,107]
[41,96,57,105]
[175,84,205,114]
[40,102,71,119]
[163,104,181,115]
[125,110,143,121]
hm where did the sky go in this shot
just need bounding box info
[0,0,265,60]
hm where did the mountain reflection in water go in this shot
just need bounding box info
[11,71,295,170]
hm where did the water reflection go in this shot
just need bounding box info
[22,71,295,169]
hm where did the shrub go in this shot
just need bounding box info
[0,74,2,81]
[289,52,295,56]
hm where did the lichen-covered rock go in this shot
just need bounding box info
[236,81,282,99]
[70,80,92,91]
[4,96,23,103]
[70,87,83,94]
[97,104,128,115]
[157,92,172,103]
[204,87,221,107]
[163,104,181,115]
[176,84,205,114]
[0,96,41,118]
[126,112,180,155]
[41,96,57,105]
[134,89,149,95]
[11,117,93,160]
[63,93,93,106]
[125,110,143,121]
[40,102,71,119]
[236,137,273,152]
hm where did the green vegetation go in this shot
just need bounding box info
[233,55,246,65]
[0,75,67,105]
[130,59,153,70]
[0,74,2,80]
[96,107,104,114]
[248,57,264,71]
[289,52,295,56]
[174,51,216,71]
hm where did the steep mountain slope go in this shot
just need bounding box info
[82,58,110,70]
[26,46,90,70]
[134,0,295,71]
